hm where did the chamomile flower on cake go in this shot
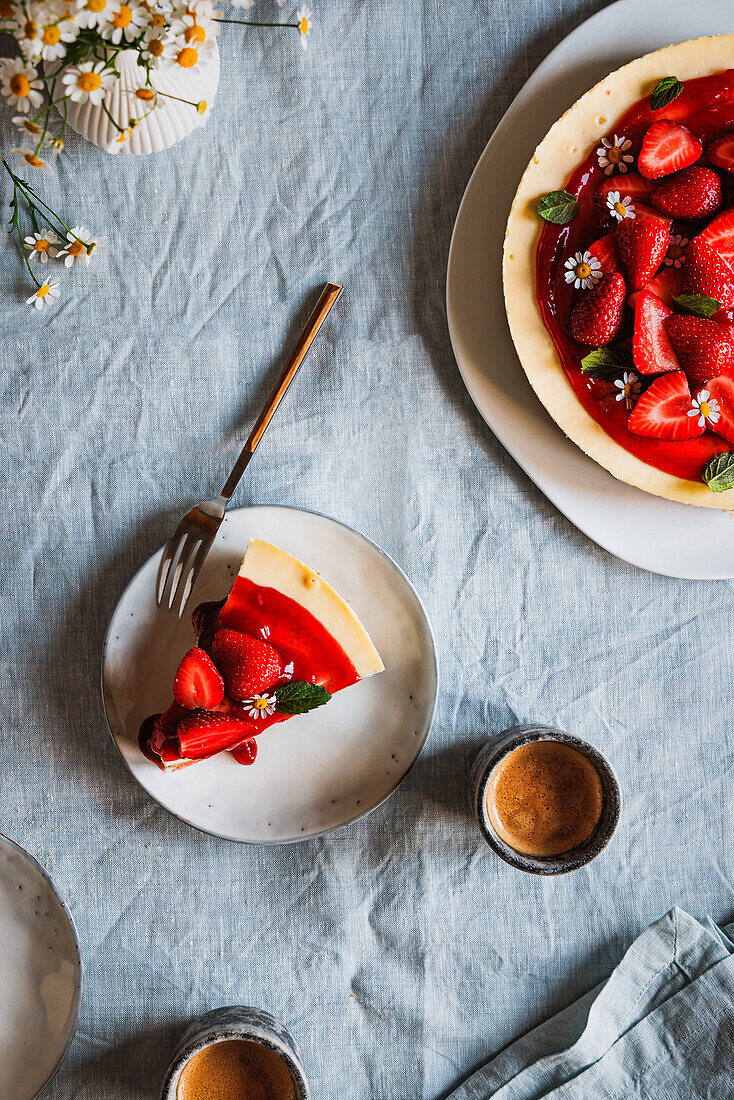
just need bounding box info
[596,134,634,175]
[0,58,43,112]
[606,190,636,222]
[23,230,59,263]
[564,250,602,290]
[61,61,115,105]
[689,390,721,428]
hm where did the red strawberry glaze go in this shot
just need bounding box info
[535,68,734,481]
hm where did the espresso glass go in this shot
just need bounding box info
[471,725,621,875]
[160,1006,309,1100]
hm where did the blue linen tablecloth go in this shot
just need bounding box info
[0,0,733,1097]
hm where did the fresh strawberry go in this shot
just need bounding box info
[630,202,672,228]
[211,629,283,700]
[628,264,682,310]
[150,702,187,757]
[587,233,622,276]
[628,371,703,441]
[651,166,722,220]
[665,315,734,385]
[616,217,670,290]
[173,647,225,710]
[681,237,734,309]
[569,272,626,346]
[698,208,734,267]
[704,376,734,442]
[232,740,259,766]
[177,710,257,760]
[638,120,702,179]
[632,291,681,375]
[708,133,734,175]
[596,172,653,207]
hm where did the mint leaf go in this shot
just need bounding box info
[703,452,734,493]
[580,346,633,381]
[673,294,721,319]
[275,681,332,715]
[651,76,683,111]
[537,190,578,225]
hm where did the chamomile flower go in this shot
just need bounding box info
[38,16,78,60]
[61,61,115,105]
[27,280,60,309]
[141,23,173,64]
[296,4,310,48]
[75,0,114,29]
[597,134,634,175]
[12,5,43,57]
[99,0,147,43]
[0,58,43,111]
[243,694,277,720]
[162,35,215,71]
[614,371,641,410]
[12,113,43,135]
[24,229,59,262]
[11,143,49,169]
[606,190,636,222]
[689,389,721,428]
[170,0,218,42]
[564,249,602,290]
[57,226,98,265]
[664,234,689,269]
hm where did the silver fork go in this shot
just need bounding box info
[156,282,343,618]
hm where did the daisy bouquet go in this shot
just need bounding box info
[0,0,312,165]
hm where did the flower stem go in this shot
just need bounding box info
[215,17,299,26]
[7,178,42,290]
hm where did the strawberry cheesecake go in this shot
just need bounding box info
[504,35,734,506]
[140,538,384,770]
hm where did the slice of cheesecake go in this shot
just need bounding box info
[144,538,383,770]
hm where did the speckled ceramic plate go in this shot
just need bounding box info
[101,506,438,844]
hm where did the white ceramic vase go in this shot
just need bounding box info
[51,46,220,155]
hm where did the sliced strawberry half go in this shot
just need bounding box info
[632,291,681,375]
[211,629,283,700]
[704,376,734,443]
[569,272,626,346]
[177,711,258,761]
[629,264,683,310]
[638,120,702,179]
[681,237,734,309]
[631,202,672,228]
[665,314,734,386]
[587,233,622,276]
[150,702,187,758]
[596,172,653,207]
[708,133,734,175]
[616,217,670,290]
[698,208,734,268]
[628,371,703,441]
[651,166,722,220]
[173,647,225,710]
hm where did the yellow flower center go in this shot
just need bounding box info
[21,119,41,133]
[68,240,84,256]
[668,244,684,260]
[254,697,269,710]
[151,10,165,24]
[197,99,207,114]
[607,146,622,163]
[614,200,627,218]
[78,70,102,92]
[112,3,132,27]
[23,18,37,38]
[184,22,205,42]
[34,239,50,252]
[176,46,198,67]
[24,153,44,167]
[42,25,61,44]
[36,283,50,298]
[700,401,711,418]
[298,15,308,33]
[10,73,31,97]
[135,86,155,99]
[148,36,164,55]
[87,0,106,11]
[576,262,591,279]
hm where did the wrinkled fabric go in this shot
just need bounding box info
[0,1,732,1098]
[449,909,734,1099]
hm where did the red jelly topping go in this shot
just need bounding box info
[536,68,734,481]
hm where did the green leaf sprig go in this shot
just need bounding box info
[275,681,332,715]
[580,346,634,381]
[702,452,734,493]
[537,190,579,225]
[672,294,721,319]
[651,76,683,111]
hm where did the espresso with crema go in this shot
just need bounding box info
[486,741,603,857]
[177,1039,296,1100]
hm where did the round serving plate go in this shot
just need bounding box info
[102,505,438,844]
[447,0,734,579]
[0,832,83,1100]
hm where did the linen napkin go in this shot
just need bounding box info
[448,908,734,1099]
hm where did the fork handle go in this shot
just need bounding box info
[219,282,343,503]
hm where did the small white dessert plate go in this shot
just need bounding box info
[447,0,734,578]
[102,506,438,844]
[0,832,83,1100]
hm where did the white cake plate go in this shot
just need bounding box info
[447,0,734,578]
[101,506,438,844]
